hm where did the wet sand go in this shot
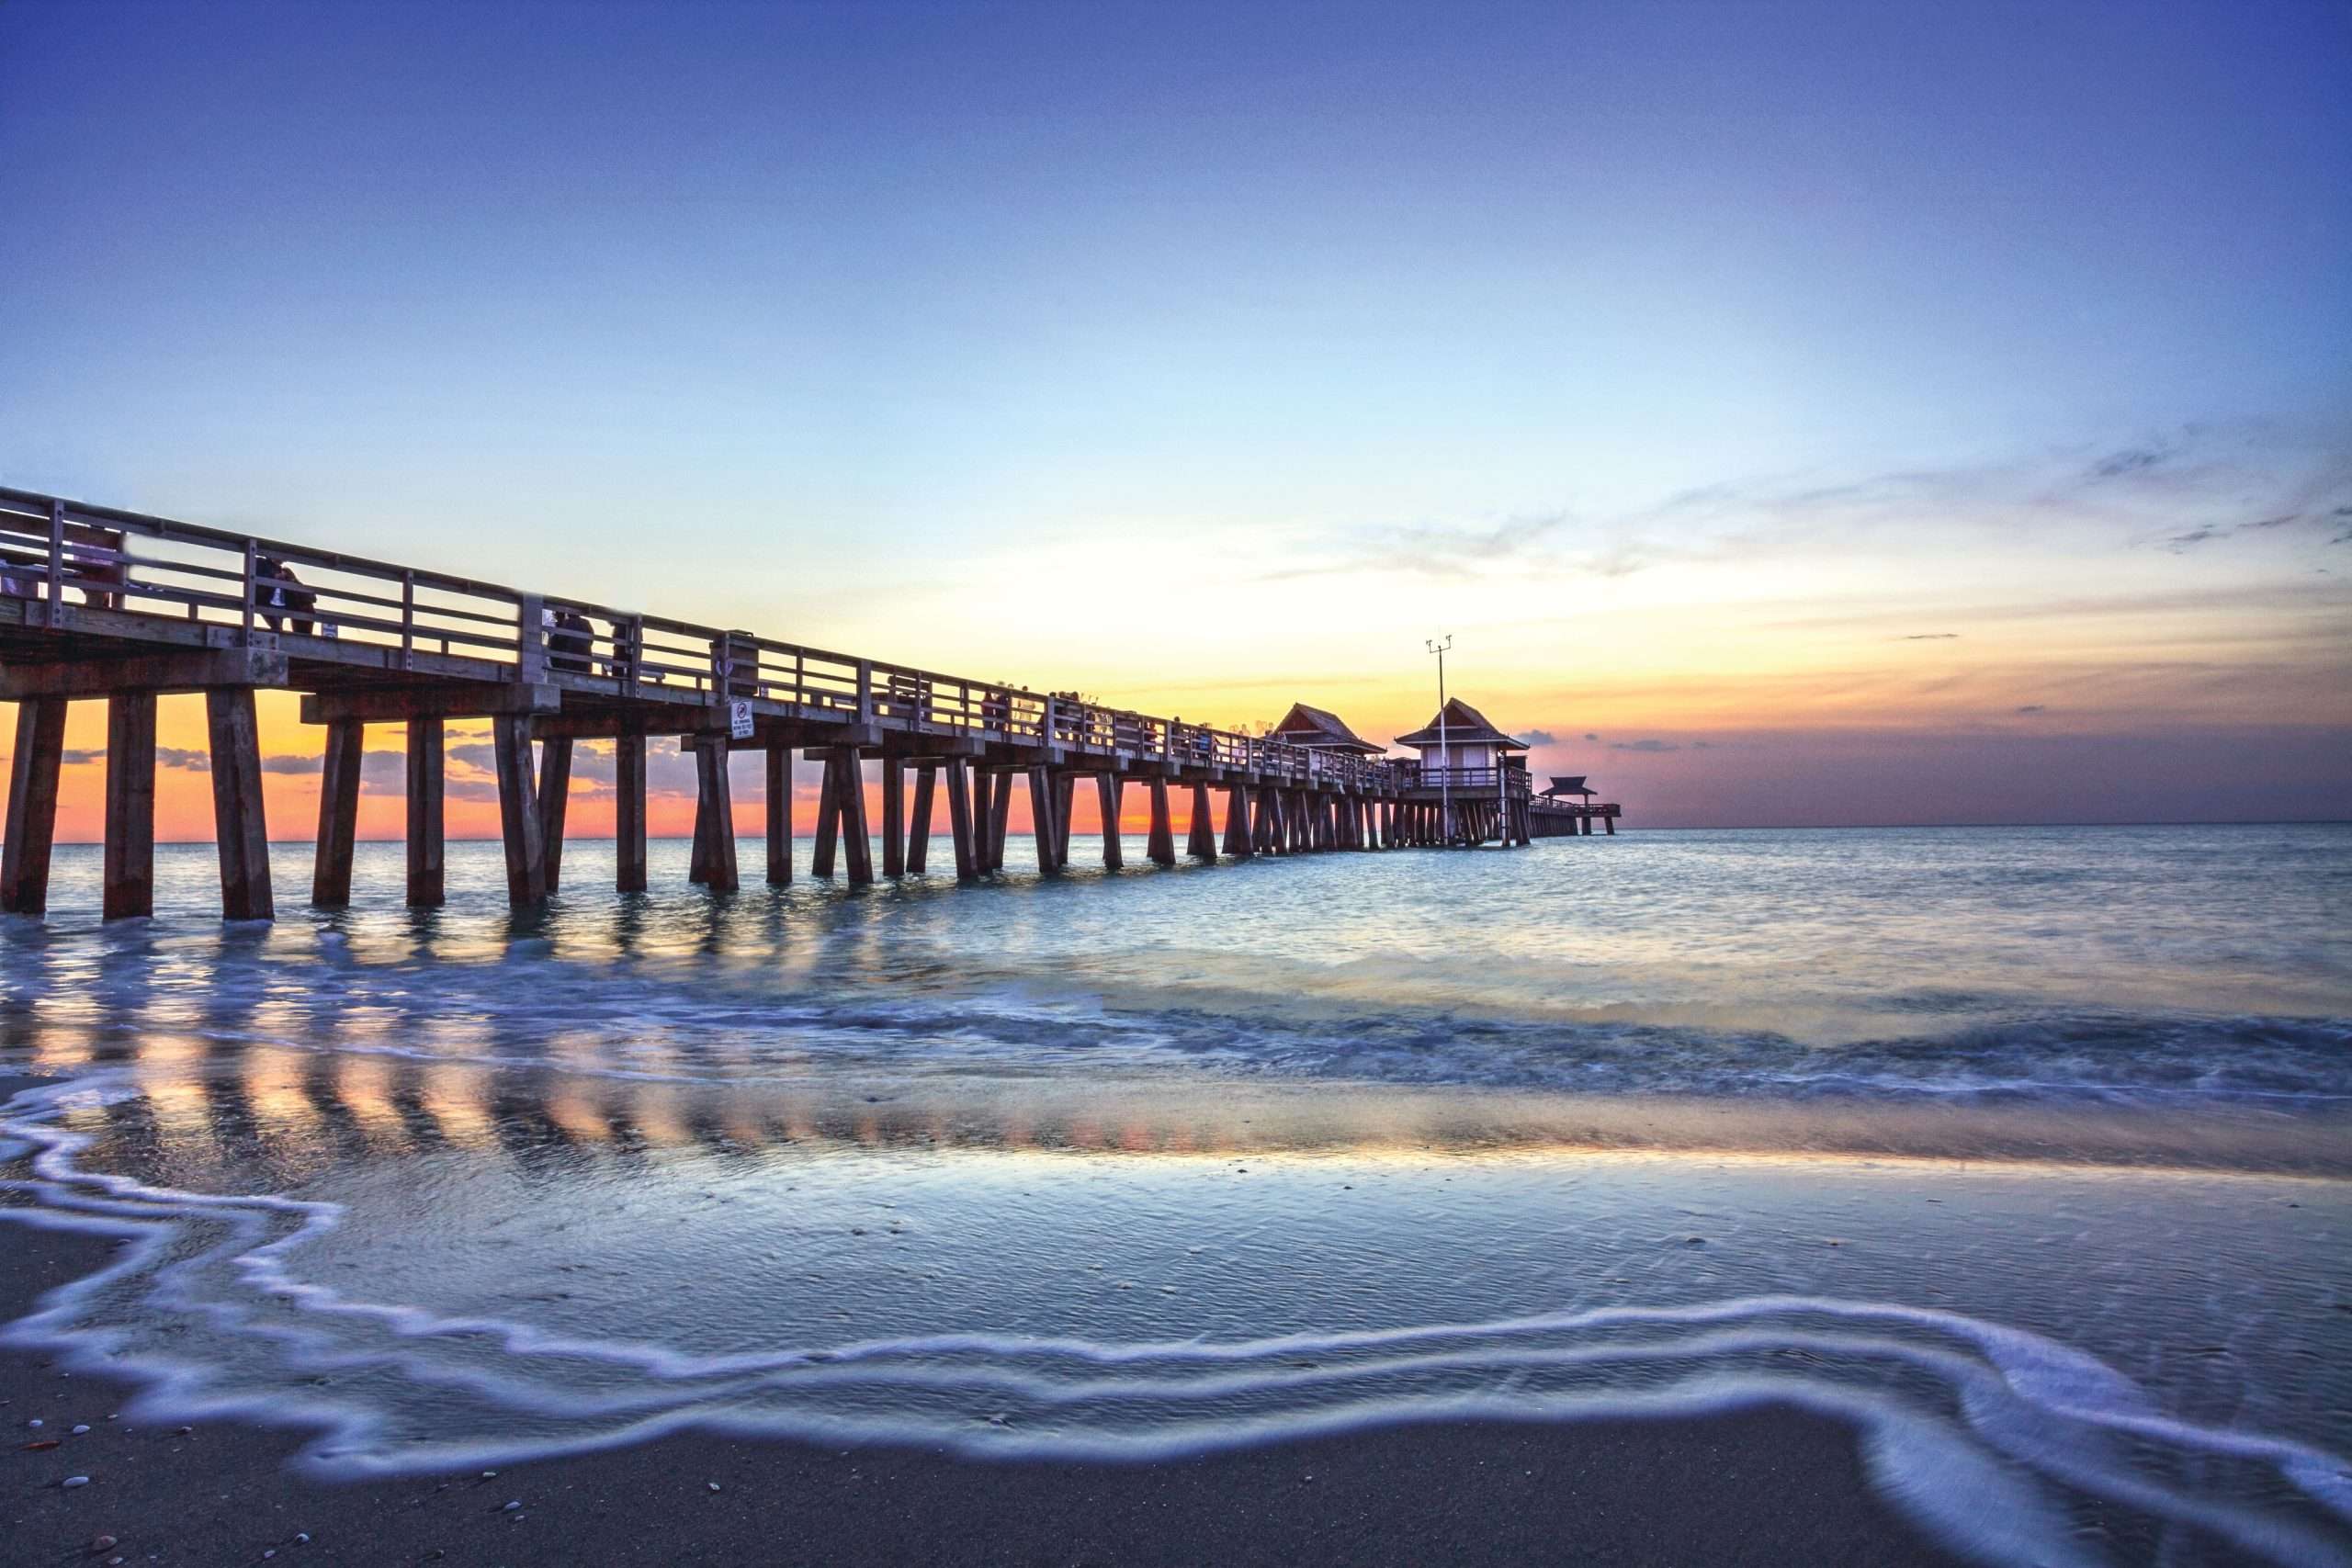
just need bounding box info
[0,1226,1994,1567]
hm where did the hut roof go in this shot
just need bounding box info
[1393,697,1530,750]
[1269,702,1385,754]
[1543,775,1595,798]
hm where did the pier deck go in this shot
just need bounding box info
[1,486,1588,919]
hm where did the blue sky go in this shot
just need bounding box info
[3,0,2347,824]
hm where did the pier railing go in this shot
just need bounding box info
[1,485,1431,792]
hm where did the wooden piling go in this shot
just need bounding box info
[1147,777,1175,866]
[1222,784,1251,858]
[206,686,275,920]
[613,728,645,894]
[1054,772,1076,866]
[944,757,978,881]
[694,740,739,891]
[764,741,792,886]
[1097,773,1124,868]
[839,750,874,886]
[489,713,545,908]
[104,691,159,919]
[1186,781,1216,859]
[408,717,447,906]
[811,751,842,877]
[985,766,1012,873]
[537,736,573,892]
[882,759,905,877]
[1028,765,1061,873]
[0,695,67,917]
[906,763,934,874]
[309,716,361,909]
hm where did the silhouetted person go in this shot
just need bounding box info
[69,526,126,610]
[254,556,315,634]
[549,609,594,673]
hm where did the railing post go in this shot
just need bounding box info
[515,593,545,682]
[400,570,416,671]
[240,539,256,644]
[44,499,64,615]
[856,659,874,725]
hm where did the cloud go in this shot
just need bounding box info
[1610,739,1679,753]
[1899,633,1961,640]
[1520,728,1557,746]
[2015,705,2048,716]
[156,747,209,772]
[258,754,322,775]
[2089,446,2167,480]
[1268,417,2352,590]
[59,748,103,765]
[1583,732,1599,741]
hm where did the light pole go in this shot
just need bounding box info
[1426,635,1451,845]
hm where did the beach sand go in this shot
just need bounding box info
[0,1223,1993,1567]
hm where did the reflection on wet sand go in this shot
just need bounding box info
[39,1027,2352,1190]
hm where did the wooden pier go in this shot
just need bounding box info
[1,486,1581,921]
[1527,775,1621,838]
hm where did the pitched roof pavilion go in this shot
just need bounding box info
[1269,701,1385,755]
[1393,697,1530,750]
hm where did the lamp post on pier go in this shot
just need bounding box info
[1426,635,1451,844]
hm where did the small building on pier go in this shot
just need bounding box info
[1267,702,1385,757]
[1393,697,1530,784]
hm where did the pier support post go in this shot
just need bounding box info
[764,742,792,886]
[1,695,67,917]
[882,759,905,877]
[613,729,645,894]
[206,686,275,920]
[1604,812,1615,836]
[1054,773,1076,867]
[907,763,935,874]
[811,751,842,877]
[1028,765,1061,873]
[839,750,875,886]
[693,739,739,893]
[944,757,978,881]
[310,716,362,909]
[985,766,1012,873]
[104,692,159,919]
[1147,777,1175,866]
[1097,773,1124,868]
[1186,781,1216,860]
[1222,784,1251,858]
[537,736,573,892]
[408,718,447,906]
[490,713,546,908]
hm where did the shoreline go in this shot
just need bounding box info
[0,1227,1986,1568]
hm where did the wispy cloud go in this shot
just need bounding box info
[1274,418,2352,586]
[1610,739,1679,753]
[1899,633,1961,640]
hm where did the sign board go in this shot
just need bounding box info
[729,699,754,740]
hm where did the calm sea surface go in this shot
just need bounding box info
[5,825,2348,1564]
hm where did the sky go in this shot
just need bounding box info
[3,0,2348,835]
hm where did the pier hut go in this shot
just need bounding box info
[1529,773,1621,837]
[1267,702,1385,758]
[1389,698,1532,848]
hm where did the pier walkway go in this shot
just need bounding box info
[2,486,1555,921]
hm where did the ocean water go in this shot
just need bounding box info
[3,824,2348,1564]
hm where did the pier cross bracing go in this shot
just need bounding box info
[0,487,1609,919]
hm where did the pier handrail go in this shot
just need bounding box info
[2,484,1419,793]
